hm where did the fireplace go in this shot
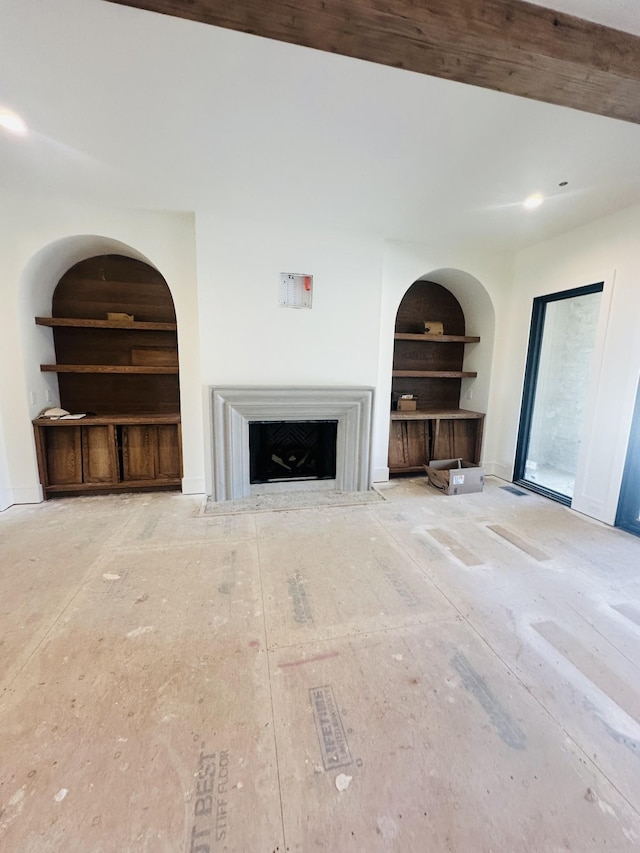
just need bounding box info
[249,420,338,484]
[209,386,373,500]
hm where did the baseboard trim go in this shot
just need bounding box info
[373,466,390,483]
[182,477,206,495]
[8,484,44,506]
[483,461,512,481]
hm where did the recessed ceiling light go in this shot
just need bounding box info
[523,193,544,210]
[0,109,28,135]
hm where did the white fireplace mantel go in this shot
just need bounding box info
[210,386,374,501]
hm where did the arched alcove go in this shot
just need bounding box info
[49,255,179,415]
[24,243,183,498]
[20,235,160,422]
[388,270,495,475]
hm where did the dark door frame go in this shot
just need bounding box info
[513,281,604,506]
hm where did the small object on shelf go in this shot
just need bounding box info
[423,320,444,335]
[107,311,134,322]
[39,407,87,420]
[424,458,485,495]
[398,397,417,412]
[39,407,70,418]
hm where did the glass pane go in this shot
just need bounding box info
[615,380,640,536]
[523,289,601,500]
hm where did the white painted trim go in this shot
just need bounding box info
[9,484,44,505]
[181,477,206,495]
[484,461,512,481]
[373,466,390,482]
[210,386,374,501]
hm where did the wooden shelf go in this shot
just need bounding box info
[40,364,179,374]
[33,413,181,426]
[36,317,177,331]
[392,370,477,378]
[394,333,480,343]
[391,408,484,421]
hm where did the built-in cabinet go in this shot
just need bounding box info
[33,416,182,495]
[388,281,484,474]
[33,255,182,498]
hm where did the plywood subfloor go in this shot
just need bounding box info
[1,478,640,851]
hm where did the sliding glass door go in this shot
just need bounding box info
[616,380,640,537]
[514,283,603,505]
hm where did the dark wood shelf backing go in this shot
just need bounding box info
[40,364,179,375]
[394,333,480,343]
[390,408,484,420]
[36,317,177,331]
[392,370,477,378]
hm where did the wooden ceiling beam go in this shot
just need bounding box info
[104,0,640,124]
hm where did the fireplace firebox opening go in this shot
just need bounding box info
[249,420,338,484]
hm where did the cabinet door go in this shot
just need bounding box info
[82,425,118,483]
[388,421,431,471]
[156,425,182,479]
[432,418,483,464]
[45,427,83,485]
[122,425,157,481]
[388,422,408,470]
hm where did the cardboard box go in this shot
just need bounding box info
[107,312,134,322]
[425,458,484,495]
[397,398,417,411]
[423,320,444,335]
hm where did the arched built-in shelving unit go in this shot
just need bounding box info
[32,254,183,497]
[388,280,484,474]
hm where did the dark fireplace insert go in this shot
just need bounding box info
[249,420,338,484]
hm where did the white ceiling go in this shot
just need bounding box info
[527,0,640,35]
[1,0,640,252]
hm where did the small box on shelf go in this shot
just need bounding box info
[393,392,418,412]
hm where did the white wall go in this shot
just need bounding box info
[492,201,640,524]
[195,214,385,492]
[194,216,514,491]
[0,194,204,506]
[0,417,11,512]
